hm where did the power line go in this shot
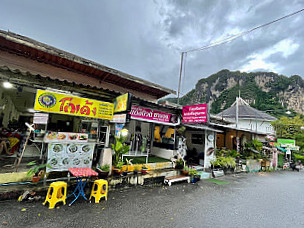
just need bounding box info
[183,8,304,54]
[177,8,304,104]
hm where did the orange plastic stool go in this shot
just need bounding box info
[43,181,67,209]
[89,179,108,203]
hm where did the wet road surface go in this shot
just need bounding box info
[1,171,304,228]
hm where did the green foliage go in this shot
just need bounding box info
[183,166,189,171]
[99,164,110,172]
[116,160,124,169]
[210,157,235,168]
[272,115,304,139]
[245,139,263,152]
[112,135,130,166]
[175,158,184,169]
[27,161,52,177]
[189,168,198,176]
[293,153,304,164]
[162,70,302,117]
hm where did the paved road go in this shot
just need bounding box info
[0,171,304,228]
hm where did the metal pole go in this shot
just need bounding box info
[236,97,239,153]
[177,52,184,105]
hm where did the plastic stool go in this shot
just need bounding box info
[89,179,108,203]
[43,181,67,209]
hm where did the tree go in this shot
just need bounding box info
[272,115,304,152]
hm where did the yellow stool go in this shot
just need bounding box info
[89,179,108,203]
[43,181,67,209]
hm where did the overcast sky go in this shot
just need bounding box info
[1,0,304,97]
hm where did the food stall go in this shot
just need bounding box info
[33,89,114,173]
[121,104,180,161]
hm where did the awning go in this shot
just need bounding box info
[183,124,223,133]
[276,146,287,152]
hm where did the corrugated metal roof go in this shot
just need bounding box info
[216,97,277,121]
[0,30,176,99]
[0,65,180,114]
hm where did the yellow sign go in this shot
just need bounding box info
[34,90,114,120]
[114,93,130,113]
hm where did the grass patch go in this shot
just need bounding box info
[123,156,170,164]
[205,179,229,185]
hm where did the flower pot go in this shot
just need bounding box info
[32,176,40,183]
[190,176,198,183]
[181,170,189,176]
[113,168,122,175]
[97,168,109,179]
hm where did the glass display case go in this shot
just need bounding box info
[80,120,99,141]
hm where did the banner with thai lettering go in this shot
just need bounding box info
[130,105,179,125]
[34,90,114,119]
[183,104,207,123]
[113,93,132,113]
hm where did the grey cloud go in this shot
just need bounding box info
[1,0,304,98]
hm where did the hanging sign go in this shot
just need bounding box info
[113,93,132,113]
[34,90,114,120]
[277,138,296,147]
[110,114,130,123]
[183,104,207,123]
[33,113,49,124]
[130,105,179,125]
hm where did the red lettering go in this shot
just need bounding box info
[59,97,73,111]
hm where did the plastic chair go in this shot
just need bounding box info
[89,179,108,203]
[43,181,67,209]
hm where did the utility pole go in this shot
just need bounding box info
[177,52,184,105]
[236,97,239,153]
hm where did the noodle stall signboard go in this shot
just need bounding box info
[34,89,114,120]
[46,142,95,172]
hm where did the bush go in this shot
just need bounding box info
[294,153,304,164]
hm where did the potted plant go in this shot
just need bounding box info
[133,165,140,175]
[27,161,52,183]
[112,135,130,167]
[189,168,198,183]
[97,164,110,178]
[175,158,184,169]
[113,160,124,175]
[141,165,148,174]
[181,166,189,175]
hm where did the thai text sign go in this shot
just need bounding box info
[33,113,49,124]
[114,93,131,113]
[130,105,177,124]
[277,138,296,146]
[183,104,207,123]
[34,90,114,120]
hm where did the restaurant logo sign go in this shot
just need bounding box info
[182,104,207,123]
[38,93,57,108]
[130,105,179,125]
[34,90,114,120]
